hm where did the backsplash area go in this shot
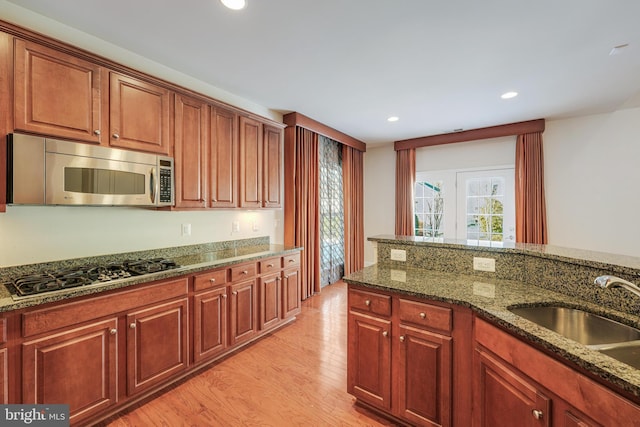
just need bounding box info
[0,206,282,267]
[371,235,640,316]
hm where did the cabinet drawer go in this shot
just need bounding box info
[230,263,257,281]
[193,269,228,291]
[398,299,452,333]
[349,289,391,317]
[259,257,281,274]
[283,253,300,268]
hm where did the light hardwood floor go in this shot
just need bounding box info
[99,281,399,427]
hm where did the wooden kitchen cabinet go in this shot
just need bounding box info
[14,38,105,144]
[347,286,463,427]
[282,266,301,319]
[0,316,7,405]
[22,318,118,424]
[259,272,282,330]
[109,72,171,154]
[262,124,282,208]
[174,94,208,208]
[474,317,640,427]
[193,268,229,363]
[239,116,263,208]
[474,347,550,427]
[209,106,238,208]
[126,297,189,396]
[348,310,392,410]
[229,262,258,346]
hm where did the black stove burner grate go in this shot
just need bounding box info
[7,258,180,297]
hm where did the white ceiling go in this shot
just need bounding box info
[6,0,640,145]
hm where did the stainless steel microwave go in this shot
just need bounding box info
[6,133,174,207]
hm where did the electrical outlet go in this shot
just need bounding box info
[252,222,259,231]
[232,221,240,233]
[390,249,407,262]
[181,223,191,236]
[473,257,496,272]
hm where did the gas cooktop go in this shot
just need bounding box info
[5,258,180,299]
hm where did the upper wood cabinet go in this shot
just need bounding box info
[174,94,208,208]
[210,106,238,208]
[109,72,171,155]
[239,116,263,208]
[263,125,282,208]
[14,39,105,144]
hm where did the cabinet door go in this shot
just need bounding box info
[14,39,104,143]
[110,72,171,154]
[347,311,392,410]
[397,324,452,427]
[282,267,301,319]
[474,348,550,427]
[0,347,5,404]
[239,116,262,208]
[193,287,228,363]
[229,279,257,346]
[210,107,238,207]
[262,125,282,208]
[22,318,118,424]
[126,298,188,396]
[175,94,208,208]
[259,273,281,330]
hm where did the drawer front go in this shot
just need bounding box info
[259,257,281,274]
[230,263,257,282]
[283,253,300,268]
[193,268,228,291]
[349,289,391,317]
[398,298,452,333]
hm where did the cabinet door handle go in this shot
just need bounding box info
[365,300,371,306]
[212,198,217,202]
[399,335,405,342]
[532,409,543,420]
[241,270,248,275]
[283,275,288,279]
[112,133,120,139]
[419,312,427,319]
[110,328,117,335]
[94,129,101,136]
[232,291,238,296]
[382,331,388,338]
[222,294,227,299]
[209,278,216,284]
[129,323,136,329]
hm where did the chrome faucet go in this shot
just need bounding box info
[594,275,640,298]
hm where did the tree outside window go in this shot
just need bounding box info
[414,181,444,237]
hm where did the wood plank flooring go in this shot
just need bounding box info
[99,281,399,427]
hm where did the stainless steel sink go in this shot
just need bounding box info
[508,305,640,346]
[598,343,640,370]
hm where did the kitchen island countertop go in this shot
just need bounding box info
[344,263,640,400]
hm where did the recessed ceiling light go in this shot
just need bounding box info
[609,43,629,56]
[387,116,399,122]
[501,91,518,99]
[221,0,246,10]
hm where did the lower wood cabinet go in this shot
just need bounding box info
[22,318,118,424]
[259,272,282,330]
[281,267,301,319]
[126,298,189,396]
[230,278,258,346]
[347,285,461,427]
[474,318,638,427]
[193,286,228,363]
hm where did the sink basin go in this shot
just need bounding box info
[598,343,640,370]
[508,306,640,346]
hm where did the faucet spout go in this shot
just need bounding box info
[594,275,640,298]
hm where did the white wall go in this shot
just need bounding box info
[0,207,282,267]
[544,107,640,257]
[363,108,640,263]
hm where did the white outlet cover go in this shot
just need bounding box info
[390,249,407,262]
[473,257,496,272]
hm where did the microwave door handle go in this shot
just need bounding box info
[150,168,156,204]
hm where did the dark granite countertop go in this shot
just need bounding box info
[344,264,640,400]
[0,243,301,313]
